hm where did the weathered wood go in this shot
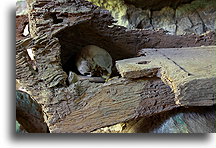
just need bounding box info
[16,15,29,40]
[116,46,216,106]
[16,0,216,133]
[49,78,176,133]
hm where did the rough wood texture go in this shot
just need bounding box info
[16,15,29,40]
[116,46,216,106]
[16,0,215,133]
[27,0,215,69]
[49,78,176,133]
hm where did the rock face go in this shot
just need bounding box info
[87,0,129,27]
[124,0,193,10]
[16,90,48,133]
[88,0,215,35]
[152,7,176,34]
[16,0,28,16]
[93,106,216,133]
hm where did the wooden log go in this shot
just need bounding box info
[15,0,216,133]
[49,78,177,133]
[16,15,29,40]
[116,46,216,106]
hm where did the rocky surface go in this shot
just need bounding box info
[88,0,215,35]
[124,0,193,10]
[93,106,216,133]
[16,90,48,133]
[16,0,28,16]
[16,0,215,36]
[16,120,28,133]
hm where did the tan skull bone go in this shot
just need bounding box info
[76,45,113,79]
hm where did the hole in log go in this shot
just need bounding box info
[136,61,151,64]
[22,23,29,37]
[26,48,37,71]
[50,13,63,24]
[54,22,138,84]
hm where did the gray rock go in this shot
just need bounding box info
[198,7,216,32]
[176,11,204,35]
[152,7,176,34]
[16,0,28,16]
[126,5,152,29]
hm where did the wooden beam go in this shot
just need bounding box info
[49,78,177,133]
[116,46,216,106]
[16,0,216,133]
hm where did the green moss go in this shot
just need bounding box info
[16,121,21,133]
[173,114,189,133]
[176,0,215,17]
[88,0,129,27]
[88,0,215,29]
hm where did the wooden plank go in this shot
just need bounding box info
[116,46,216,106]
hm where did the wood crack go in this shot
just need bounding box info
[159,51,193,76]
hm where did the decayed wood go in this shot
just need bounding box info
[27,0,215,68]
[16,15,29,40]
[116,46,216,106]
[49,78,176,133]
[16,0,216,133]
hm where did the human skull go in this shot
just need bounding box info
[76,45,113,79]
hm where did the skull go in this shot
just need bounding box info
[76,45,113,79]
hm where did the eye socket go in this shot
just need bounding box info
[84,72,92,76]
[136,61,151,64]
[107,64,112,68]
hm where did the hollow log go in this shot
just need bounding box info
[48,77,177,133]
[16,0,215,133]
